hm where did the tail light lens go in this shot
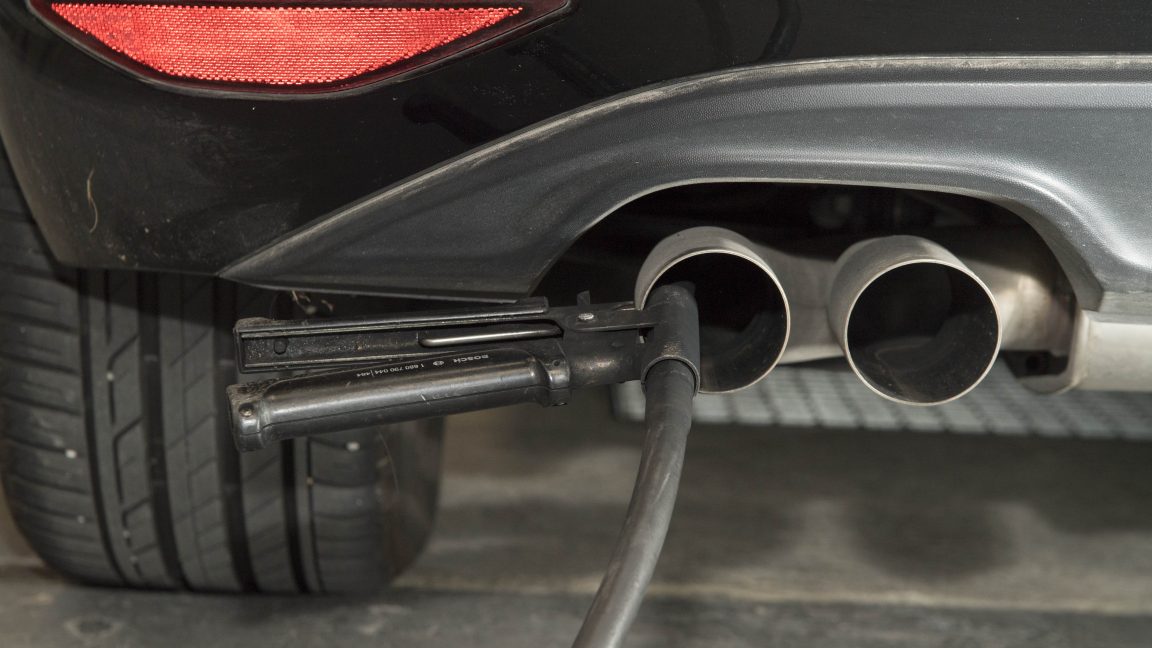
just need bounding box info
[29,0,569,95]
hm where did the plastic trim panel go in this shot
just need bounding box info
[225,55,1152,313]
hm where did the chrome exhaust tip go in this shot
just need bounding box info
[636,227,790,393]
[828,236,1001,405]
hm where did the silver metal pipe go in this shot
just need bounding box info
[769,229,1072,367]
[943,233,1074,359]
[636,227,1073,400]
[635,227,790,393]
[826,235,1002,405]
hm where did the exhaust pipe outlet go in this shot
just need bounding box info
[828,236,1001,405]
[636,227,790,393]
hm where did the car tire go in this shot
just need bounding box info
[0,154,442,593]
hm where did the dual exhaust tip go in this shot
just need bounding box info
[636,228,1001,405]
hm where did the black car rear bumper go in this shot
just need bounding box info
[225,55,1152,317]
[5,0,1152,292]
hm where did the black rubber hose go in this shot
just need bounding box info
[571,359,697,648]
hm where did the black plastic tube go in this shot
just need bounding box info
[571,359,697,648]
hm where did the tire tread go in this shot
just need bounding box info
[0,154,439,594]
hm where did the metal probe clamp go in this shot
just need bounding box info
[227,286,699,451]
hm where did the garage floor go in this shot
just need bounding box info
[3,388,1152,647]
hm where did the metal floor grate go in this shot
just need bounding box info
[612,361,1152,440]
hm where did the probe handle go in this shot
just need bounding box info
[228,346,570,451]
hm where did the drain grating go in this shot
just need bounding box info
[612,361,1152,440]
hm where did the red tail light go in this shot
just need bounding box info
[29,0,569,94]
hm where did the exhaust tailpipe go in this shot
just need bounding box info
[635,227,790,393]
[828,236,1002,405]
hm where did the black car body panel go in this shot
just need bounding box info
[2,0,1152,293]
[222,56,1152,312]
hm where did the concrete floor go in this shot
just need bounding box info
[3,389,1152,646]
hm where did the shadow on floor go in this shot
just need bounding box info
[437,389,1152,588]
